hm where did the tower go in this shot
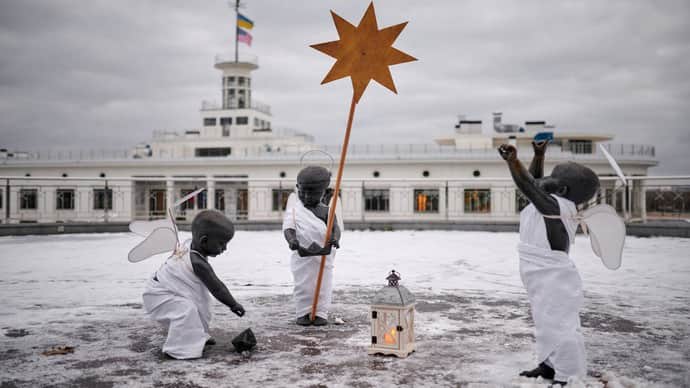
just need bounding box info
[199,54,272,139]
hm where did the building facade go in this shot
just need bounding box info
[0,54,658,225]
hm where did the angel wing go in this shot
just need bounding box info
[128,187,206,262]
[599,144,627,186]
[129,218,175,237]
[128,227,178,263]
[581,204,625,270]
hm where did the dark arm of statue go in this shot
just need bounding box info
[284,228,332,257]
[499,144,559,216]
[528,140,548,179]
[190,252,244,316]
[330,216,341,249]
[499,144,571,253]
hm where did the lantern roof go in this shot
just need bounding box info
[372,284,415,306]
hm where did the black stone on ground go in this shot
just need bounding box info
[231,328,256,352]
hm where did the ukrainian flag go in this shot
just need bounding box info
[237,13,254,30]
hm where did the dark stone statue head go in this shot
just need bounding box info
[191,209,235,257]
[296,166,331,207]
[537,162,600,205]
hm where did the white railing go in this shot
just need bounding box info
[214,53,258,67]
[0,142,657,163]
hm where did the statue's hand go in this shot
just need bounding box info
[297,242,321,257]
[230,303,245,317]
[532,140,548,156]
[310,242,333,256]
[498,144,517,161]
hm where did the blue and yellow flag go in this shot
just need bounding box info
[237,13,254,30]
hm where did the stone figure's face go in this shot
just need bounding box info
[536,176,568,197]
[297,183,327,208]
[296,165,331,208]
[199,229,233,257]
[536,162,600,205]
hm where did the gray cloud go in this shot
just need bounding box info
[1,0,688,174]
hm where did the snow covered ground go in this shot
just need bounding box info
[0,231,688,387]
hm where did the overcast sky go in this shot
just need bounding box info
[1,0,688,174]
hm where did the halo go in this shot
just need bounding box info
[299,149,335,173]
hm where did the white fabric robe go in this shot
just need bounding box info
[142,250,212,359]
[282,193,336,319]
[518,195,586,381]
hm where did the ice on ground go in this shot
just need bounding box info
[1,231,689,387]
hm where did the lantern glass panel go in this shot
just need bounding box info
[376,310,400,349]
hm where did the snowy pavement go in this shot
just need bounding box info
[0,231,688,387]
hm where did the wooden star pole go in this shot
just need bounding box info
[309,2,416,321]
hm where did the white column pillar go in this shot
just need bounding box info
[207,178,215,210]
[622,182,629,221]
[640,180,647,223]
[166,179,175,214]
[41,186,56,223]
[9,187,19,223]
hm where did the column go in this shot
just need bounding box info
[166,179,175,213]
[206,178,215,210]
[639,180,647,223]
[622,183,629,221]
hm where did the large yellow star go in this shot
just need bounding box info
[311,2,416,103]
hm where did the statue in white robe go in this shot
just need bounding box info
[282,165,341,326]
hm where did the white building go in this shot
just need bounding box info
[0,53,657,225]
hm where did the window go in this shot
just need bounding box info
[272,189,293,211]
[0,189,3,209]
[236,116,248,125]
[20,189,38,210]
[215,190,225,211]
[464,189,491,213]
[93,188,113,210]
[254,118,259,127]
[414,189,439,213]
[198,190,207,209]
[238,77,245,86]
[569,140,593,154]
[204,118,217,126]
[180,189,197,211]
[220,117,232,126]
[56,189,75,210]
[195,147,231,157]
[227,76,235,85]
[364,189,389,212]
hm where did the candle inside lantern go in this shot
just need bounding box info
[384,327,397,344]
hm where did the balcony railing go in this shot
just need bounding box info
[214,53,258,67]
[200,99,271,115]
[0,142,656,163]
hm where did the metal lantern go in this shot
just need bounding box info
[368,270,416,358]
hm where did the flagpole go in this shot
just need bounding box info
[234,0,239,63]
